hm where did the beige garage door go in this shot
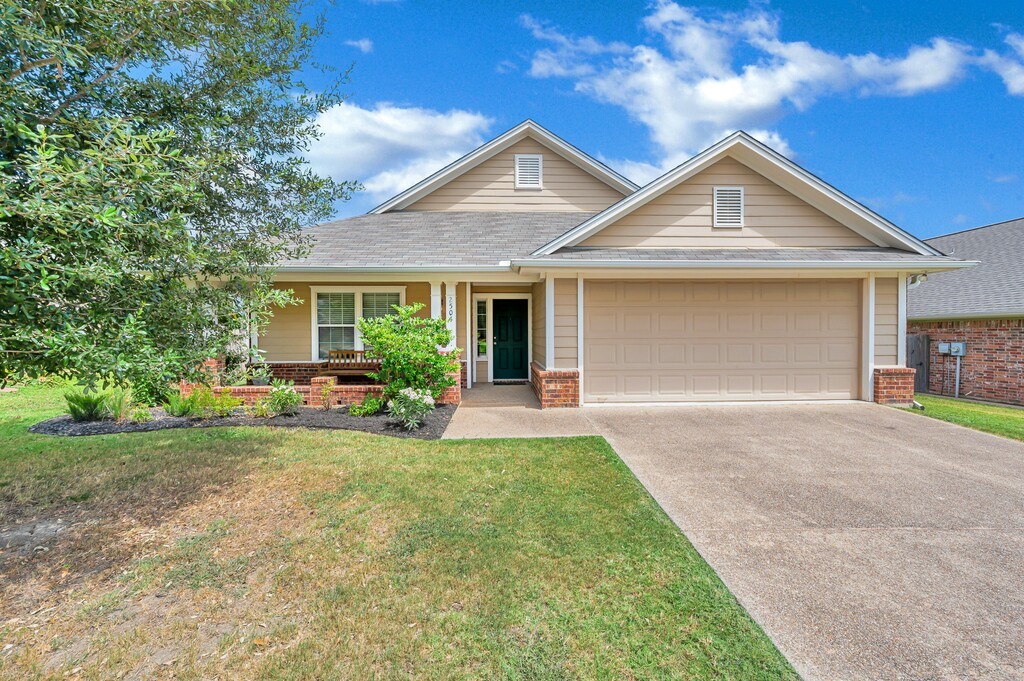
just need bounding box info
[584,280,861,402]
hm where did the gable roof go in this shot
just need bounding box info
[908,217,1024,320]
[369,120,639,213]
[533,131,942,257]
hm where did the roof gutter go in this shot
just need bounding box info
[277,265,515,274]
[511,259,976,271]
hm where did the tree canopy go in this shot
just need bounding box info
[1,0,356,400]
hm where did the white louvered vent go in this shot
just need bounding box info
[713,186,744,228]
[514,154,543,189]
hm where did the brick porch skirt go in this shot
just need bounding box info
[873,367,916,406]
[530,362,580,408]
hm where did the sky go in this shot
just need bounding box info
[298,0,1024,238]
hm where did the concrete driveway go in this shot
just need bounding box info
[445,401,1024,679]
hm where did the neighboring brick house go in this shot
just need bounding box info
[908,217,1024,405]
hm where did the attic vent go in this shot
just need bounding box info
[713,186,744,228]
[515,154,543,189]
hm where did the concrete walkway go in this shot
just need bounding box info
[443,400,1024,680]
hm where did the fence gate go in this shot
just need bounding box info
[907,334,929,393]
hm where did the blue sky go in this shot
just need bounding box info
[300,0,1024,238]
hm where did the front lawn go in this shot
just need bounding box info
[0,382,793,679]
[911,393,1024,442]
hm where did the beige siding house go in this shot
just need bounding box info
[260,120,968,407]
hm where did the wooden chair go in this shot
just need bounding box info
[324,349,381,377]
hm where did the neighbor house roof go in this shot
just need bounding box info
[280,211,594,271]
[908,217,1024,320]
[533,131,942,257]
[369,120,639,213]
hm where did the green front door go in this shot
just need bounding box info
[493,299,529,380]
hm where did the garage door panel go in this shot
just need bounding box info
[585,280,860,402]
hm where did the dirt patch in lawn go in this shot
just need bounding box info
[28,403,458,440]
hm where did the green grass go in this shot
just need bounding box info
[0,382,794,679]
[910,393,1024,442]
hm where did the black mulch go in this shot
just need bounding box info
[28,404,458,441]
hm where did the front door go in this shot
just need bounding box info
[493,299,528,380]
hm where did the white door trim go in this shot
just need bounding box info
[471,292,532,383]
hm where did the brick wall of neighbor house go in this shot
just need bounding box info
[873,367,915,406]
[530,361,580,408]
[908,319,1024,405]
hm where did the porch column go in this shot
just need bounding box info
[465,282,473,389]
[444,280,458,351]
[430,281,442,319]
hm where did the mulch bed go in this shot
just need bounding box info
[28,404,458,440]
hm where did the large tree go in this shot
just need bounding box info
[1,0,355,400]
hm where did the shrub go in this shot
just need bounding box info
[267,380,303,415]
[349,394,384,417]
[318,382,334,411]
[186,385,217,418]
[212,388,243,417]
[65,390,110,422]
[250,398,272,418]
[163,391,192,417]
[357,303,461,400]
[130,406,153,424]
[106,387,134,421]
[387,387,435,430]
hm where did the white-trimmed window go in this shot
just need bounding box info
[713,186,744,228]
[311,287,404,359]
[514,154,543,189]
[476,300,487,357]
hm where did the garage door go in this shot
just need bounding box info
[584,280,860,402]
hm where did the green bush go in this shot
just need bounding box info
[65,390,110,422]
[106,386,134,421]
[348,394,384,417]
[130,406,153,423]
[387,387,435,430]
[266,380,303,415]
[186,385,218,418]
[163,391,192,417]
[212,388,243,417]
[250,398,272,418]
[357,303,461,400]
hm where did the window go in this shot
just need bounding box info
[313,288,403,359]
[514,154,543,189]
[713,186,744,228]
[476,300,487,357]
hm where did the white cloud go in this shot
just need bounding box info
[981,33,1024,95]
[344,38,374,54]
[307,102,493,200]
[521,2,989,173]
[992,173,1018,184]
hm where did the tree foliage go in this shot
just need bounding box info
[1,0,356,400]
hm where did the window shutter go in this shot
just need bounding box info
[713,186,744,227]
[515,154,543,189]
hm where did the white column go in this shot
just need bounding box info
[545,275,555,369]
[862,274,876,400]
[465,282,473,389]
[444,281,458,351]
[897,272,908,366]
[430,281,441,319]
[577,274,584,405]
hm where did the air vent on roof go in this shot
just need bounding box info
[713,186,744,228]
[515,154,543,189]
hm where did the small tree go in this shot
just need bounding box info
[357,304,461,400]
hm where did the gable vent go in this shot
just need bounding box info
[713,186,744,227]
[515,154,543,189]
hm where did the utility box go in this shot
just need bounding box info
[950,342,967,357]
[938,342,951,354]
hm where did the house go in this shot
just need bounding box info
[908,217,1024,405]
[258,120,968,407]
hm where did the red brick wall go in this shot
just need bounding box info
[530,362,580,408]
[908,319,1024,405]
[873,367,915,406]
[266,362,328,385]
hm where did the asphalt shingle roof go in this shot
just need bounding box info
[281,211,593,268]
[908,217,1024,319]
[529,247,945,263]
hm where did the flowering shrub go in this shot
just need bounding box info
[387,387,435,430]
[267,380,303,415]
[357,303,460,400]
